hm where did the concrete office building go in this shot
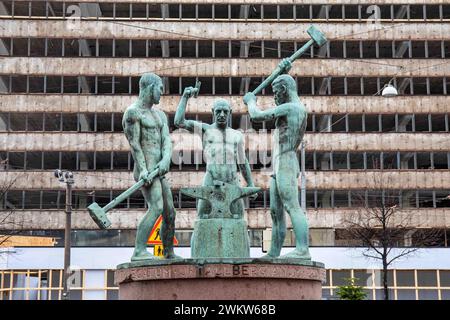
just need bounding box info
[0,0,449,299]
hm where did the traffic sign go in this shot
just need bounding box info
[147,215,179,245]
[153,245,164,257]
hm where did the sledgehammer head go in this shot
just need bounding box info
[307,25,327,47]
[87,202,111,229]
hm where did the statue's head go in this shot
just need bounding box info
[212,99,232,127]
[139,73,163,105]
[272,74,297,106]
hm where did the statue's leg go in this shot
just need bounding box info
[276,168,311,260]
[265,176,286,258]
[160,178,182,259]
[131,179,164,261]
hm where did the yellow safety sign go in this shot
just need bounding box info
[147,215,179,245]
[153,245,164,257]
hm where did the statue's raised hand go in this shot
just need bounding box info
[183,86,197,99]
[243,92,256,105]
[278,58,292,74]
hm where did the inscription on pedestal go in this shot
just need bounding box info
[115,263,325,285]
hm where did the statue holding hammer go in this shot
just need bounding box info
[243,25,327,259]
[174,83,257,220]
[122,73,179,261]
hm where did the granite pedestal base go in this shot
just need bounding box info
[115,259,325,300]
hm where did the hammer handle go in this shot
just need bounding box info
[103,169,159,213]
[251,38,314,95]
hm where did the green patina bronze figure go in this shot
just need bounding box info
[240,25,327,260]
[244,62,311,260]
[174,86,259,258]
[174,88,256,219]
[122,73,179,261]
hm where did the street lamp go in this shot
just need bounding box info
[381,83,398,97]
[54,169,74,300]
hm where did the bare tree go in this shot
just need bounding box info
[0,175,21,248]
[341,171,443,300]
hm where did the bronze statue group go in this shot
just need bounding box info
[123,60,311,261]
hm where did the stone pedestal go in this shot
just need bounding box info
[191,219,250,258]
[115,259,325,300]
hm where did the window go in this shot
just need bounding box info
[115,3,130,18]
[416,153,432,169]
[198,41,212,58]
[214,4,228,19]
[364,115,380,132]
[181,4,195,19]
[381,114,396,132]
[349,153,364,169]
[264,5,277,19]
[198,5,212,19]
[263,41,278,58]
[279,5,293,19]
[214,41,229,58]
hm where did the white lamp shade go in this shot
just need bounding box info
[381,84,398,97]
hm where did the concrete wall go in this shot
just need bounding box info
[1,132,449,152]
[1,95,449,114]
[1,21,449,41]
[1,57,448,77]
[1,170,449,190]
[2,208,449,230]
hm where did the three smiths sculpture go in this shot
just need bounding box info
[88,25,327,263]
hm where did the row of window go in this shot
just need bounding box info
[2,148,450,171]
[305,151,450,171]
[2,188,449,210]
[1,150,449,172]
[0,269,118,300]
[323,269,450,300]
[308,113,450,133]
[2,112,449,133]
[1,226,449,250]
[2,38,449,59]
[2,2,450,21]
[0,229,263,248]
[1,76,449,96]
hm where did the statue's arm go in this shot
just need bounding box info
[174,87,207,133]
[243,93,289,122]
[237,134,255,187]
[122,108,147,178]
[158,111,172,175]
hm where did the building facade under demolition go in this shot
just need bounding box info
[0,0,449,299]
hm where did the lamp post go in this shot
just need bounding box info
[54,169,74,300]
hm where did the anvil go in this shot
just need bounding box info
[181,180,261,219]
